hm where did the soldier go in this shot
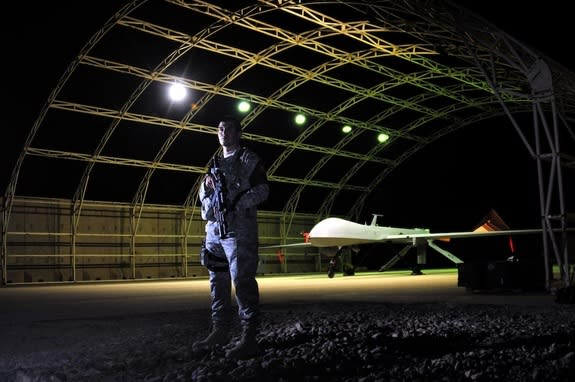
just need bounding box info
[194,116,269,359]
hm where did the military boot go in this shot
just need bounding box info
[225,321,260,359]
[192,321,231,351]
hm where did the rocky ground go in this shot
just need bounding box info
[1,300,574,382]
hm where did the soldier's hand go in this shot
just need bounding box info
[204,174,215,191]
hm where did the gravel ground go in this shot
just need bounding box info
[1,300,574,382]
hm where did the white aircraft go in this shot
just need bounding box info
[262,214,548,278]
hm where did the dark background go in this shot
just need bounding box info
[2,2,573,267]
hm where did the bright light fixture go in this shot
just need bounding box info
[295,113,306,125]
[342,125,352,133]
[238,101,251,113]
[168,83,187,102]
[377,133,390,143]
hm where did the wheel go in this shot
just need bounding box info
[327,268,335,278]
[327,259,336,278]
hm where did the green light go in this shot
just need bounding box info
[295,113,306,125]
[342,125,352,133]
[238,101,251,113]
[377,133,389,143]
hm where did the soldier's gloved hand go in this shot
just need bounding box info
[204,174,215,191]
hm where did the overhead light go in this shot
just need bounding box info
[168,82,187,102]
[342,125,352,133]
[295,113,306,125]
[238,100,251,113]
[377,133,390,143]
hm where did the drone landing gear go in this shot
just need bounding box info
[327,257,337,278]
[411,265,423,275]
[326,247,355,278]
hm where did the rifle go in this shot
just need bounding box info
[209,156,232,238]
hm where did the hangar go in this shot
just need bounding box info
[1,0,573,287]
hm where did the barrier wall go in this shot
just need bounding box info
[1,197,323,285]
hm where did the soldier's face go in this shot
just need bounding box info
[218,121,241,147]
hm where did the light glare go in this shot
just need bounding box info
[169,83,187,102]
[295,114,306,125]
[377,133,390,143]
[238,101,251,113]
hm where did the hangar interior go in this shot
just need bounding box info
[1,0,574,287]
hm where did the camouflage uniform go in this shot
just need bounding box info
[196,147,268,357]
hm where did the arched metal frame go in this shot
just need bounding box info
[2,0,574,287]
